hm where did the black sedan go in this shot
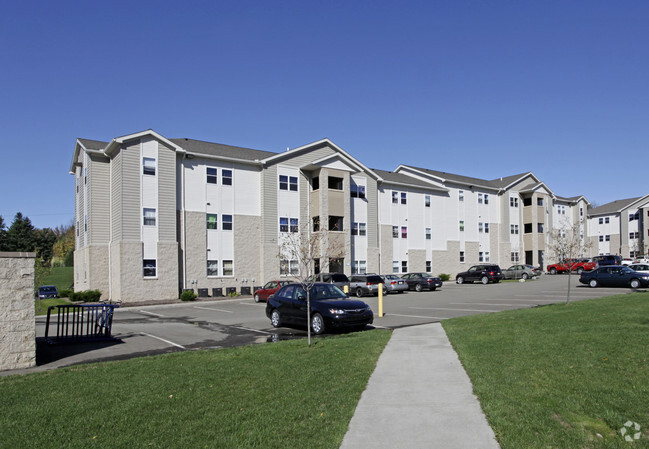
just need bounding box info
[579,265,649,289]
[401,273,443,292]
[266,283,374,335]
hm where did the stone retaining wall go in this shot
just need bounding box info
[0,252,36,371]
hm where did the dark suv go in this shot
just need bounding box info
[592,255,622,267]
[456,264,503,284]
[349,274,388,297]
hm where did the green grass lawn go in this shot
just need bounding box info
[41,266,74,291]
[0,329,391,449]
[443,292,649,449]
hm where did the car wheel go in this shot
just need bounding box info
[270,309,282,328]
[254,294,260,303]
[481,276,489,285]
[630,279,640,289]
[311,313,325,335]
[550,268,557,275]
[456,276,464,284]
[521,273,529,280]
[577,268,584,275]
[589,279,598,288]
[415,283,423,292]
[356,288,364,298]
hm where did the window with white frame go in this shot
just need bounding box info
[479,222,483,233]
[207,260,218,276]
[425,195,431,207]
[223,260,233,276]
[279,175,298,191]
[143,259,156,277]
[605,235,610,241]
[484,194,489,204]
[351,184,366,198]
[510,197,518,207]
[401,261,408,273]
[459,190,464,201]
[485,223,489,233]
[630,232,639,239]
[280,217,298,233]
[511,252,519,262]
[426,228,431,240]
[280,260,299,276]
[460,251,465,262]
[280,217,289,232]
[392,261,399,273]
[599,218,603,224]
[426,261,432,272]
[401,192,407,205]
[290,218,298,233]
[358,223,366,236]
[484,252,490,262]
[511,224,519,234]
[599,235,604,242]
[479,252,484,262]
[392,191,398,204]
[459,221,464,232]
[392,226,398,238]
[207,167,217,184]
[143,208,156,226]
[222,169,232,185]
[222,215,233,230]
[207,214,218,230]
[143,157,156,176]
[605,217,610,224]
[478,193,483,204]
[352,260,367,275]
[401,226,408,238]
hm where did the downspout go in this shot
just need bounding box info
[182,154,187,291]
[108,157,112,300]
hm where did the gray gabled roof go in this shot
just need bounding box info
[78,138,109,151]
[400,166,532,191]
[372,169,448,192]
[589,197,643,216]
[170,138,277,161]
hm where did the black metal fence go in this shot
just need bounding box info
[45,304,119,344]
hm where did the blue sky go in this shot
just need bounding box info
[1,0,647,230]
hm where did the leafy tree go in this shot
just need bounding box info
[52,224,75,267]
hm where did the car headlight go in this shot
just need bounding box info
[328,308,346,315]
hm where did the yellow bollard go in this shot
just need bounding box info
[344,285,349,294]
[378,283,383,317]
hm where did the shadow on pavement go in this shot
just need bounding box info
[35,337,125,366]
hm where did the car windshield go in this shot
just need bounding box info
[331,274,349,282]
[39,286,56,292]
[307,284,347,300]
[263,281,276,289]
[420,273,433,278]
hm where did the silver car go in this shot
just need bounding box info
[501,265,539,280]
[380,274,408,293]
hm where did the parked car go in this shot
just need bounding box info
[306,272,351,291]
[547,259,596,275]
[254,280,291,302]
[634,258,649,264]
[592,255,622,267]
[579,265,649,289]
[37,285,59,299]
[456,265,503,284]
[401,273,443,292]
[501,265,540,280]
[380,274,409,293]
[621,258,634,266]
[266,283,374,334]
[628,264,649,274]
[349,274,388,297]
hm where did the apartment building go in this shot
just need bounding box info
[72,129,597,303]
[587,196,649,258]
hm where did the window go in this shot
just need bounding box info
[143,208,156,226]
[400,192,407,205]
[605,217,610,224]
[222,169,232,185]
[392,191,398,204]
[510,197,518,207]
[351,184,366,198]
[358,223,366,236]
[280,260,299,276]
[511,224,519,234]
[279,175,298,191]
[280,217,289,233]
[523,197,532,206]
[599,235,604,242]
[605,235,610,242]
[312,177,319,190]
[479,252,484,262]
[557,205,566,215]
[426,261,432,272]
[207,214,218,230]
[484,194,489,205]
[401,226,408,238]
[537,223,544,233]
[580,207,583,216]
[459,221,464,232]
[222,215,233,230]
[511,252,519,262]
[425,195,431,207]
[459,190,464,201]
[329,216,343,231]
[459,251,465,262]
[313,216,320,232]
[328,176,343,190]
[537,198,543,206]
[485,223,490,233]
[630,232,639,239]
[401,261,408,273]
[524,223,533,234]
[290,218,298,233]
[207,167,217,184]
[484,252,490,262]
[599,218,604,224]
[143,260,156,277]
[426,228,431,240]
[223,260,233,276]
[479,222,483,233]
[392,226,398,238]
[84,214,87,232]
[207,260,218,276]
[478,193,483,204]
[352,260,367,275]
[143,157,156,176]
[392,261,399,274]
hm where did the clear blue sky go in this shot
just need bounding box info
[1,0,647,230]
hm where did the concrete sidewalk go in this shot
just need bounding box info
[340,323,500,449]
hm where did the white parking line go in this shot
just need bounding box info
[234,326,272,335]
[138,310,165,317]
[411,306,498,313]
[193,306,233,313]
[239,302,266,307]
[387,313,446,320]
[452,302,525,307]
[140,332,186,349]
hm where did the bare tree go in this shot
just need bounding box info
[548,219,592,304]
[277,222,345,345]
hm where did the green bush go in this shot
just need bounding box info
[438,273,451,282]
[180,290,197,301]
[68,290,102,302]
[59,288,73,298]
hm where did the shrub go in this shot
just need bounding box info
[59,288,73,298]
[438,273,451,282]
[68,290,102,302]
[180,290,197,301]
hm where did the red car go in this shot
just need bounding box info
[254,280,291,303]
[547,259,595,275]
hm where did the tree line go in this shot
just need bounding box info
[0,213,74,267]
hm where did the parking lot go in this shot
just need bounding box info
[29,275,644,372]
